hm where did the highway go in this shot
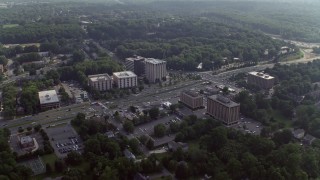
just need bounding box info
[1,103,90,133]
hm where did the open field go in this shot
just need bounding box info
[2,24,19,28]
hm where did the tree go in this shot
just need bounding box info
[23,45,39,53]
[272,129,293,146]
[170,122,180,133]
[46,163,52,174]
[154,124,166,138]
[99,166,118,180]
[65,151,82,165]
[175,162,189,179]
[18,127,24,133]
[71,113,85,127]
[63,168,85,180]
[123,121,134,133]
[149,107,160,119]
[72,50,85,62]
[222,86,229,95]
[146,138,154,150]
[129,106,136,113]
[54,160,66,173]
[0,56,8,66]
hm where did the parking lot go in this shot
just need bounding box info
[45,124,83,158]
[231,116,263,135]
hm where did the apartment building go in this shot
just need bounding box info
[207,95,240,125]
[145,58,167,83]
[113,71,138,89]
[179,91,204,110]
[248,71,275,89]
[88,73,113,91]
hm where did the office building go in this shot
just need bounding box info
[38,90,60,110]
[207,95,240,125]
[113,71,137,89]
[248,71,275,89]
[88,73,113,91]
[125,56,145,76]
[180,91,204,110]
[145,58,167,83]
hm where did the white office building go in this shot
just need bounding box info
[88,73,113,91]
[145,58,167,83]
[113,71,138,89]
[38,90,60,110]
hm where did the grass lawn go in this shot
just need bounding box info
[41,153,58,167]
[2,24,19,28]
[187,140,201,151]
[279,50,304,62]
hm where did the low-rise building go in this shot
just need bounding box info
[179,91,204,110]
[39,90,60,110]
[207,95,240,125]
[248,71,275,89]
[124,149,136,160]
[293,129,305,139]
[88,73,113,91]
[167,141,189,152]
[20,136,34,148]
[303,134,316,145]
[113,71,137,89]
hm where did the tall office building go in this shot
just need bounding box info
[88,73,113,91]
[180,91,204,110]
[207,95,240,125]
[125,56,145,76]
[113,71,138,89]
[145,58,167,83]
[248,71,275,89]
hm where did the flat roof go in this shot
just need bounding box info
[88,73,112,82]
[39,90,59,105]
[20,136,33,144]
[183,91,201,98]
[113,71,137,78]
[249,71,274,80]
[209,95,239,108]
[125,56,145,61]
[145,58,166,64]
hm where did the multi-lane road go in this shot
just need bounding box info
[1,103,90,133]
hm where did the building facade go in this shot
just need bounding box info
[180,91,204,110]
[248,71,275,89]
[125,56,145,76]
[113,71,138,89]
[145,58,167,83]
[88,73,113,91]
[39,90,60,110]
[207,95,240,125]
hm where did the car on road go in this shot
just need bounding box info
[2,124,7,127]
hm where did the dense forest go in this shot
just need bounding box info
[88,19,288,71]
